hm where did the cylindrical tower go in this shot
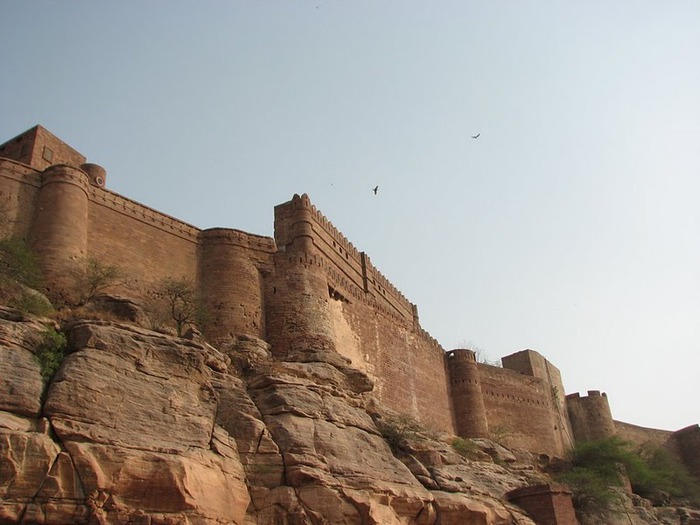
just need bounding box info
[447,349,489,438]
[198,228,266,345]
[29,164,90,302]
[266,194,335,359]
[566,391,616,443]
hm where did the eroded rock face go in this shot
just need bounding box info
[3,312,695,525]
[226,344,538,525]
[0,315,249,524]
[0,308,47,417]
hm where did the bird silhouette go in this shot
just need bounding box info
[471,133,481,139]
[373,185,379,195]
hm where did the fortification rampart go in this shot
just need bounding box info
[2,125,698,467]
[478,363,566,456]
[272,193,454,432]
[0,158,42,238]
[0,132,276,342]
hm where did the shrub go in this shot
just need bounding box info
[35,327,68,383]
[635,444,700,505]
[451,436,480,459]
[0,236,53,314]
[73,257,126,305]
[0,236,42,289]
[557,437,700,522]
[376,414,425,453]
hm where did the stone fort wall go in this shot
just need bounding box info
[270,193,455,434]
[2,126,697,463]
[0,127,587,454]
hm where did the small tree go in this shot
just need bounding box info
[158,277,205,336]
[73,257,126,305]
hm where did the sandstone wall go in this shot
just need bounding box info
[479,365,564,456]
[331,292,454,434]
[0,125,86,172]
[613,420,674,449]
[272,194,455,434]
[87,188,200,293]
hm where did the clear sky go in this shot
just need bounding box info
[2,2,698,432]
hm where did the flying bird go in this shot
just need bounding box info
[471,133,481,139]
[373,185,379,195]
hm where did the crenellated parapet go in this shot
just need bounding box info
[274,193,417,324]
[362,253,415,321]
[89,187,200,241]
[3,125,697,466]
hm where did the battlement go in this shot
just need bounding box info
[276,193,417,323]
[91,186,200,241]
[2,125,696,467]
[446,348,477,362]
[200,228,276,253]
[565,390,607,400]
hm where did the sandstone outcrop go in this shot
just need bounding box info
[1,308,698,524]
[1,312,249,524]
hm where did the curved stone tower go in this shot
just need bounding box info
[266,194,335,359]
[566,390,616,442]
[446,349,489,438]
[198,228,271,344]
[29,165,90,302]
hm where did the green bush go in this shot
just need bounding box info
[451,436,480,459]
[0,236,51,314]
[10,288,53,316]
[635,444,700,505]
[0,236,42,288]
[557,437,700,521]
[35,327,68,382]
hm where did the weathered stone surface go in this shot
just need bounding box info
[64,440,248,522]
[45,321,218,453]
[431,491,530,525]
[2,313,697,525]
[1,319,250,524]
[241,358,540,524]
[0,309,47,417]
[0,422,60,498]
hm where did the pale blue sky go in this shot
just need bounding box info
[2,1,698,431]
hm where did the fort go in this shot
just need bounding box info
[1,125,698,472]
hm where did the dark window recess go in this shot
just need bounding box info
[328,285,349,303]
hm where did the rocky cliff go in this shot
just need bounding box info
[1,306,698,524]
